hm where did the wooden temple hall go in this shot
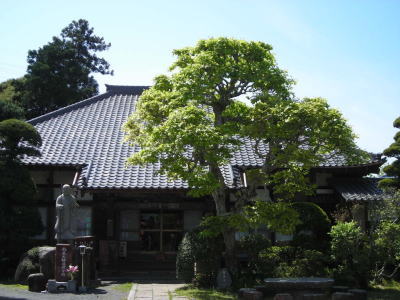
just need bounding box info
[24,85,385,275]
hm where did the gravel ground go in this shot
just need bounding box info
[0,281,131,300]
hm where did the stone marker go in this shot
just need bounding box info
[216,268,232,289]
[55,244,72,282]
[273,293,293,300]
[331,292,354,300]
[28,273,46,292]
[348,289,367,300]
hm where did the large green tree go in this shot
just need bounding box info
[246,95,367,201]
[0,119,43,277]
[379,117,400,191]
[18,19,112,119]
[123,38,365,275]
[0,79,25,121]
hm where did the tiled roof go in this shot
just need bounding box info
[25,85,239,190]
[25,85,382,190]
[331,178,385,201]
[230,138,382,168]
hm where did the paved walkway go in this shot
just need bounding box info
[0,280,130,300]
[129,282,188,300]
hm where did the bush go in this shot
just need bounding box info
[176,227,224,288]
[329,221,371,288]
[236,233,271,287]
[371,221,400,282]
[176,232,195,283]
[290,202,331,250]
[259,246,329,278]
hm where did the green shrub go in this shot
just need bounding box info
[236,233,271,286]
[291,202,331,250]
[176,227,224,288]
[176,232,195,283]
[329,221,370,288]
[371,221,400,282]
[259,246,329,278]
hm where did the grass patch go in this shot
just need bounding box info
[0,280,28,290]
[369,279,400,300]
[112,282,134,293]
[175,285,237,300]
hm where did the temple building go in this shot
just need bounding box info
[24,85,385,275]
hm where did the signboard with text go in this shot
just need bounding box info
[55,244,72,282]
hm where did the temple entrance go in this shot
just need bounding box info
[119,209,184,253]
[140,210,183,252]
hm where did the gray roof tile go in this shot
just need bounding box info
[331,178,385,201]
[24,85,381,190]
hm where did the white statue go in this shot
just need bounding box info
[55,184,79,242]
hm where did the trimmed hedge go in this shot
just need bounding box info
[176,227,224,287]
[291,202,331,250]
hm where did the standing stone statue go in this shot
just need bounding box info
[55,184,79,242]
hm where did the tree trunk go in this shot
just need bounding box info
[211,169,238,276]
[210,102,238,276]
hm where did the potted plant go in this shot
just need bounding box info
[66,265,79,292]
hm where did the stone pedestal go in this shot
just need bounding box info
[28,273,46,292]
[55,244,72,282]
[47,279,76,293]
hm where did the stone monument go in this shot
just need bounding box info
[216,268,232,289]
[48,185,79,293]
[55,184,79,242]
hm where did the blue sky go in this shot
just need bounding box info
[0,0,399,153]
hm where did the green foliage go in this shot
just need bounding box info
[0,79,18,103]
[176,227,224,288]
[245,96,368,200]
[258,246,329,278]
[124,37,364,274]
[17,19,112,119]
[0,120,42,279]
[124,37,292,199]
[0,79,26,121]
[0,101,25,121]
[371,221,400,282]
[329,222,371,287]
[379,116,400,191]
[0,163,43,279]
[0,119,41,162]
[175,285,237,300]
[290,202,331,250]
[176,233,195,283]
[199,201,300,237]
[368,192,400,230]
[236,233,271,286]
